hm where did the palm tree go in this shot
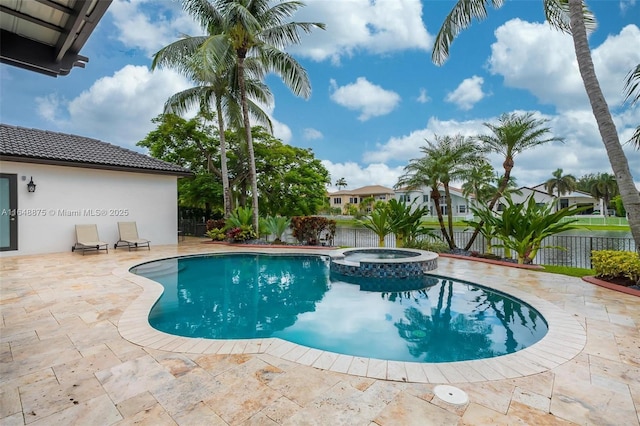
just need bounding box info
[335,177,348,190]
[397,135,482,249]
[461,161,495,206]
[545,168,577,210]
[432,0,640,255]
[590,173,618,217]
[153,44,273,218]
[623,64,640,149]
[464,112,562,249]
[181,0,325,231]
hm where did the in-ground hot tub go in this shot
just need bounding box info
[330,247,438,279]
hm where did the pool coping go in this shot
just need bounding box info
[114,247,586,384]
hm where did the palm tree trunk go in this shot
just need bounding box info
[432,188,454,248]
[464,170,511,250]
[216,98,232,218]
[237,53,260,232]
[443,182,456,248]
[568,0,640,250]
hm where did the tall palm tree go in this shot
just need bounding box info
[335,177,348,190]
[432,0,640,253]
[590,173,618,217]
[397,135,482,249]
[623,64,640,149]
[153,44,273,218]
[464,112,562,249]
[545,168,577,210]
[182,0,325,231]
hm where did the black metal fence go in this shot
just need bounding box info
[333,227,636,269]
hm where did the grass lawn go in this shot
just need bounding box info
[540,265,595,278]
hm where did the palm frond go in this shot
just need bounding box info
[432,0,503,66]
[152,36,209,72]
[258,46,311,98]
[623,64,640,105]
[544,0,597,34]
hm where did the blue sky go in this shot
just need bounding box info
[1,0,638,192]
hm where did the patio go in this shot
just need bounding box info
[1,238,638,425]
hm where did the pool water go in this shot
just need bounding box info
[343,251,419,261]
[132,253,548,363]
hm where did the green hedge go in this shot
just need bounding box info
[591,250,640,282]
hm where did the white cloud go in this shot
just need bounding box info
[620,0,637,14]
[36,94,64,122]
[62,65,191,148]
[303,128,323,140]
[330,77,401,121]
[363,117,488,163]
[416,88,430,103]
[445,76,485,110]
[322,160,405,192]
[289,0,432,64]
[489,20,640,110]
[109,0,203,56]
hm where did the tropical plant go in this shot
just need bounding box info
[181,0,325,232]
[467,113,562,250]
[590,173,618,216]
[227,206,254,228]
[335,177,348,190]
[206,227,227,241]
[461,161,495,206]
[358,207,392,247]
[431,0,640,256]
[545,168,577,197]
[611,195,626,218]
[623,64,639,148]
[152,39,273,218]
[290,216,336,246]
[474,194,586,264]
[226,225,257,242]
[545,168,577,211]
[263,216,291,244]
[397,134,484,249]
[386,199,434,248]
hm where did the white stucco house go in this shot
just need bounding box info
[0,124,192,256]
[503,185,602,214]
[394,185,472,217]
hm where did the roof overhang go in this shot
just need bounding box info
[0,155,194,178]
[0,0,112,77]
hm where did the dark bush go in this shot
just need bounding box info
[291,216,336,245]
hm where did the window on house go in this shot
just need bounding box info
[377,195,386,200]
[458,205,467,214]
[333,197,342,204]
[560,199,569,209]
[349,197,358,204]
[497,203,505,212]
[423,194,429,203]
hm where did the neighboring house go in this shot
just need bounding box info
[505,185,602,214]
[328,185,395,213]
[394,185,472,217]
[0,124,192,256]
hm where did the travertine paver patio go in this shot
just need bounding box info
[1,238,638,425]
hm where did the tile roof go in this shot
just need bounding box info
[0,124,191,176]
[329,185,395,196]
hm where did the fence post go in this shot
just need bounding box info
[589,237,593,269]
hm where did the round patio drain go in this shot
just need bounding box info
[434,385,469,405]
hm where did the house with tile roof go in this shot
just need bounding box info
[327,185,395,213]
[0,124,191,256]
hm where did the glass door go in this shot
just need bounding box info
[0,174,17,251]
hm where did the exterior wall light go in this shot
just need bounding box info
[27,177,36,193]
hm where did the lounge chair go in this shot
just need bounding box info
[114,222,150,251]
[72,224,109,255]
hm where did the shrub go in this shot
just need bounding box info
[591,250,640,283]
[264,216,291,244]
[226,225,257,242]
[291,216,336,245]
[206,219,226,231]
[206,228,226,241]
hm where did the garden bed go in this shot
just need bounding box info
[582,276,640,296]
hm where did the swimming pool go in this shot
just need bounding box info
[131,253,548,363]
